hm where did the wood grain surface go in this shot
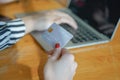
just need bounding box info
[0,0,120,80]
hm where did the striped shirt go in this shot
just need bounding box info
[0,19,25,51]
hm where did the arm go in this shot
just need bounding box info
[22,10,78,34]
[0,19,25,50]
[0,10,77,51]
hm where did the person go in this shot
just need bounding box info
[0,1,78,80]
[0,11,77,50]
[44,43,78,80]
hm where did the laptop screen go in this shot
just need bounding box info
[69,0,120,38]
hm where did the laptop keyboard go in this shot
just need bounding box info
[60,23,102,43]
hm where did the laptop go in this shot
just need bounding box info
[16,0,120,51]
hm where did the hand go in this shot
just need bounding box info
[22,10,78,34]
[44,43,78,80]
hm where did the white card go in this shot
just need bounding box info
[41,23,73,48]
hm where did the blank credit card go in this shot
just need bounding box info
[41,23,73,48]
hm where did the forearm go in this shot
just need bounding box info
[22,16,35,34]
[0,19,25,50]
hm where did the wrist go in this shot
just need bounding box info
[22,16,35,34]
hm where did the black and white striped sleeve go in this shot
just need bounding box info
[0,19,26,51]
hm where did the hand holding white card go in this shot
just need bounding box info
[41,23,73,48]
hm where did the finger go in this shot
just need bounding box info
[50,43,61,60]
[72,62,78,73]
[47,10,78,29]
[69,62,78,80]
[60,53,75,63]
[54,10,78,29]
[46,49,54,58]
[61,48,69,55]
[55,17,78,30]
[61,49,74,61]
[46,49,55,55]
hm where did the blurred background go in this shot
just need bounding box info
[0,0,69,18]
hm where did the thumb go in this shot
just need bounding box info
[50,43,61,60]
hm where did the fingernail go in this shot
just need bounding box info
[55,43,60,48]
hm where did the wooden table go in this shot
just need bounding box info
[0,0,120,80]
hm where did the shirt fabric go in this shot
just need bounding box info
[0,18,26,51]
